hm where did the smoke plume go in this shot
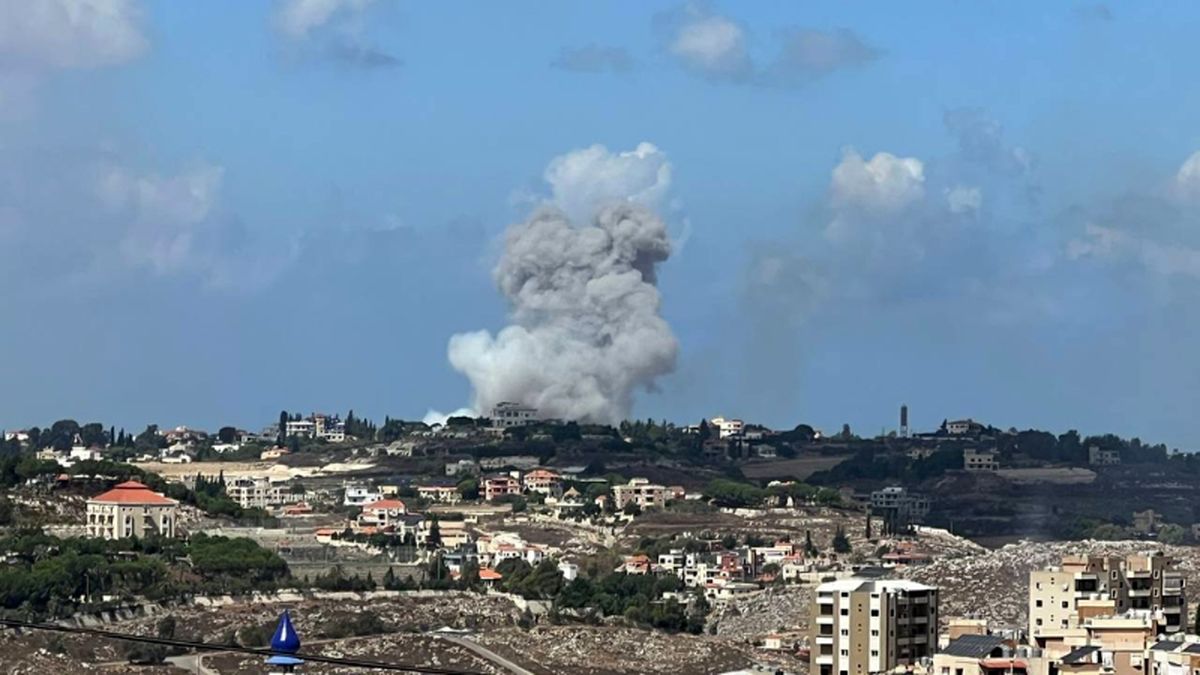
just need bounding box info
[447,202,678,424]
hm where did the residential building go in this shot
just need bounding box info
[522,469,562,496]
[483,474,521,501]
[86,480,178,540]
[1132,510,1162,534]
[260,447,290,461]
[1147,637,1200,675]
[810,578,938,675]
[963,448,999,472]
[1089,445,1121,466]
[284,418,315,438]
[935,635,1043,675]
[1029,554,1186,641]
[355,498,415,534]
[343,484,383,506]
[709,416,745,439]
[226,477,289,510]
[612,477,669,510]
[947,419,986,436]
[417,485,462,504]
[311,414,346,442]
[490,402,537,428]
[1052,612,1163,675]
[475,531,549,567]
[870,486,930,535]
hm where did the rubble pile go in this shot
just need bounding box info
[477,626,754,675]
[897,539,1200,629]
[708,585,813,639]
[206,635,506,674]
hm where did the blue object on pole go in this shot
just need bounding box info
[270,610,302,654]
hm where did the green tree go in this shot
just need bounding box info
[832,526,852,554]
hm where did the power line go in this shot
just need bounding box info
[0,618,490,674]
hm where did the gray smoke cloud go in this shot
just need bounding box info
[447,202,677,424]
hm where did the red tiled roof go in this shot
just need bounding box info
[90,480,177,506]
[363,498,406,511]
[479,568,502,580]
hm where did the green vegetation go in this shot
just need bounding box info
[0,530,289,619]
[556,572,706,633]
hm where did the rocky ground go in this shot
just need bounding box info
[709,585,813,640]
[896,539,1200,630]
[476,625,755,675]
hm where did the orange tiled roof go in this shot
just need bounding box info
[362,498,406,511]
[90,480,176,506]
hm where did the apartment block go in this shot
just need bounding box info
[811,578,938,675]
[1029,553,1186,642]
[612,477,669,510]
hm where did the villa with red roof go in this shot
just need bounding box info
[86,480,178,540]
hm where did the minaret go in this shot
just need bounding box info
[266,609,303,673]
[900,404,909,438]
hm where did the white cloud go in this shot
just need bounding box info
[1173,150,1200,201]
[96,163,224,274]
[657,4,877,86]
[830,149,925,214]
[1068,222,1200,279]
[669,11,751,80]
[0,0,147,70]
[945,185,983,214]
[543,142,673,224]
[275,0,374,39]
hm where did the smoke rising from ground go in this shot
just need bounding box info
[447,201,677,424]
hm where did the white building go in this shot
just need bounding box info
[710,416,745,439]
[343,484,383,506]
[226,477,290,510]
[490,402,537,428]
[86,481,178,540]
[285,419,315,438]
[811,578,938,675]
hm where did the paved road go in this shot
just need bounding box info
[165,653,218,675]
[438,635,537,675]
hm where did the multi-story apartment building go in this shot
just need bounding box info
[86,481,178,540]
[612,477,669,510]
[522,469,562,496]
[709,416,745,439]
[483,474,522,501]
[811,578,938,675]
[870,486,930,535]
[226,477,290,510]
[1029,554,1186,641]
[963,448,999,472]
[490,402,537,428]
[284,414,347,442]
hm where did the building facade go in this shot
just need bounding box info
[226,477,289,510]
[490,402,537,428]
[86,480,179,540]
[811,578,939,675]
[1029,554,1186,641]
[963,448,999,472]
[612,478,669,510]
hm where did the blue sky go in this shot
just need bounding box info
[1,1,1199,449]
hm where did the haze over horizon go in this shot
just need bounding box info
[2,1,1199,450]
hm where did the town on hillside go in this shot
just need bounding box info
[1,404,1199,672]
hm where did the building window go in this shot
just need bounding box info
[1062,601,1069,609]
[1036,600,1043,608]
[871,609,880,617]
